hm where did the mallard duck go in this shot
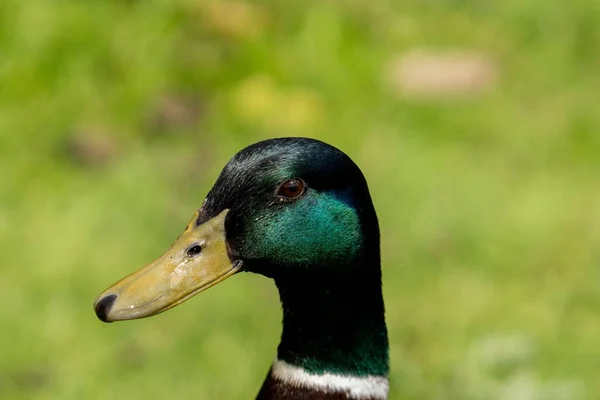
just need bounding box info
[94,137,389,399]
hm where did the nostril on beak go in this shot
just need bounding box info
[95,294,117,322]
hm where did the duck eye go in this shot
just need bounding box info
[186,245,202,257]
[277,178,306,199]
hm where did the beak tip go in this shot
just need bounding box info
[94,294,117,323]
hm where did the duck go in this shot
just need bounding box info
[94,137,390,399]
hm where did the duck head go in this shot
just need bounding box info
[94,137,379,323]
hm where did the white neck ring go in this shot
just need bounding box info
[271,359,389,399]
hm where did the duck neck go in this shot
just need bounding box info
[257,255,389,399]
[275,268,389,376]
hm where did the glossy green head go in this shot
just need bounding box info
[95,137,388,378]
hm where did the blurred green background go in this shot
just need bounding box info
[1,0,599,399]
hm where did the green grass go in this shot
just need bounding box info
[1,0,599,398]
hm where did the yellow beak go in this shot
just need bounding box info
[94,209,241,322]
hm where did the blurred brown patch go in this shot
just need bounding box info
[64,130,119,168]
[117,340,146,368]
[187,145,216,175]
[6,367,53,392]
[386,49,498,100]
[148,94,205,134]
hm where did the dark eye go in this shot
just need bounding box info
[277,178,306,199]
[186,245,202,257]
